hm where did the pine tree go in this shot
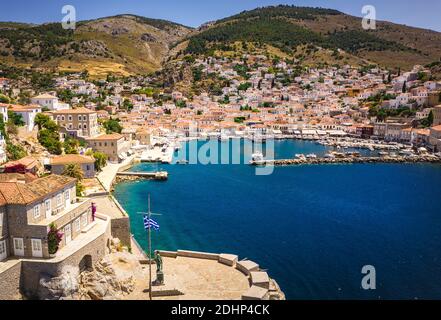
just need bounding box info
[428,110,434,126]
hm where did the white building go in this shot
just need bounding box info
[31,93,70,111]
[416,108,433,120]
[0,104,8,123]
[8,104,42,132]
[0,134,6,163]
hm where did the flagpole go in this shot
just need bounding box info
[148,193,152,301]
[139,194,161,300]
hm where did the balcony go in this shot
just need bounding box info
[31,198,92,227]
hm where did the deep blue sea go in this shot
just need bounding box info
[113,140,441,300]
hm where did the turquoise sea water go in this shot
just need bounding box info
[113,140,441,300]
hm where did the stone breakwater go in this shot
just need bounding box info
[114,171,168,184]
[251,155,441,166]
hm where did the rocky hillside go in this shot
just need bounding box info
[183,5,441,70]
[0,15,193,78]
[1,6,441,77]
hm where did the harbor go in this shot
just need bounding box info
[113,139,441,299]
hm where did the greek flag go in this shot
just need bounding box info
[143,215,160,231]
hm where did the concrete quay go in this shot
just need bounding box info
[250,155,441,167]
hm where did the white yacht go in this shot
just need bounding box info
[399,149,414,156]
[219,134,230,141]
[250,152,264,163]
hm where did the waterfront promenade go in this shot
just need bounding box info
[97,156,135,192]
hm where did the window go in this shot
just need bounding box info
[68,115,73,121]
[82,214,88,227]
[45,199,51,214]
[74,218,81,232]
[64,190,70,203]
[56,193,62,207]
[0,240,6,261]
[33,205,41,219]
[0,212,3,227]
[31,239,43,257]
[13,238,24,256]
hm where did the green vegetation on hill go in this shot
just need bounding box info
[35,114,62,155]
[0,114,27,161]
[182,5,431,70]
[327,30,410,54]
[216,5,341,23]
[102,118,123,134]
[186,12,415,56]
[187,18,323,54]
[109,14,191,30]
[0,23,73,60]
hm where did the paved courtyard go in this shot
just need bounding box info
[125,256,250,300]
[91,195,127,219]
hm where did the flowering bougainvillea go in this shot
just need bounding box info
[48,223,63,255]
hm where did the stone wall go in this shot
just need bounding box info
[0,261,22,300]
[107,196,131,248]
[20,221,111,298]
[111,217,131,248]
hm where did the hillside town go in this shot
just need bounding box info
[0,53,441,299]
[1,56,441,163]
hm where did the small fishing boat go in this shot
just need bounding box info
[324,153,336,159]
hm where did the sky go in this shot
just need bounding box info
[0,0,440,32]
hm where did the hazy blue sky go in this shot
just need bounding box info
[0,0,440,32]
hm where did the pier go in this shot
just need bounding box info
[250,155,441,166]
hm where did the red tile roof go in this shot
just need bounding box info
[51,154,95,165]
[0,175,75,205]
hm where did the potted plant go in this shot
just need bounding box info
[47,223,63,257]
